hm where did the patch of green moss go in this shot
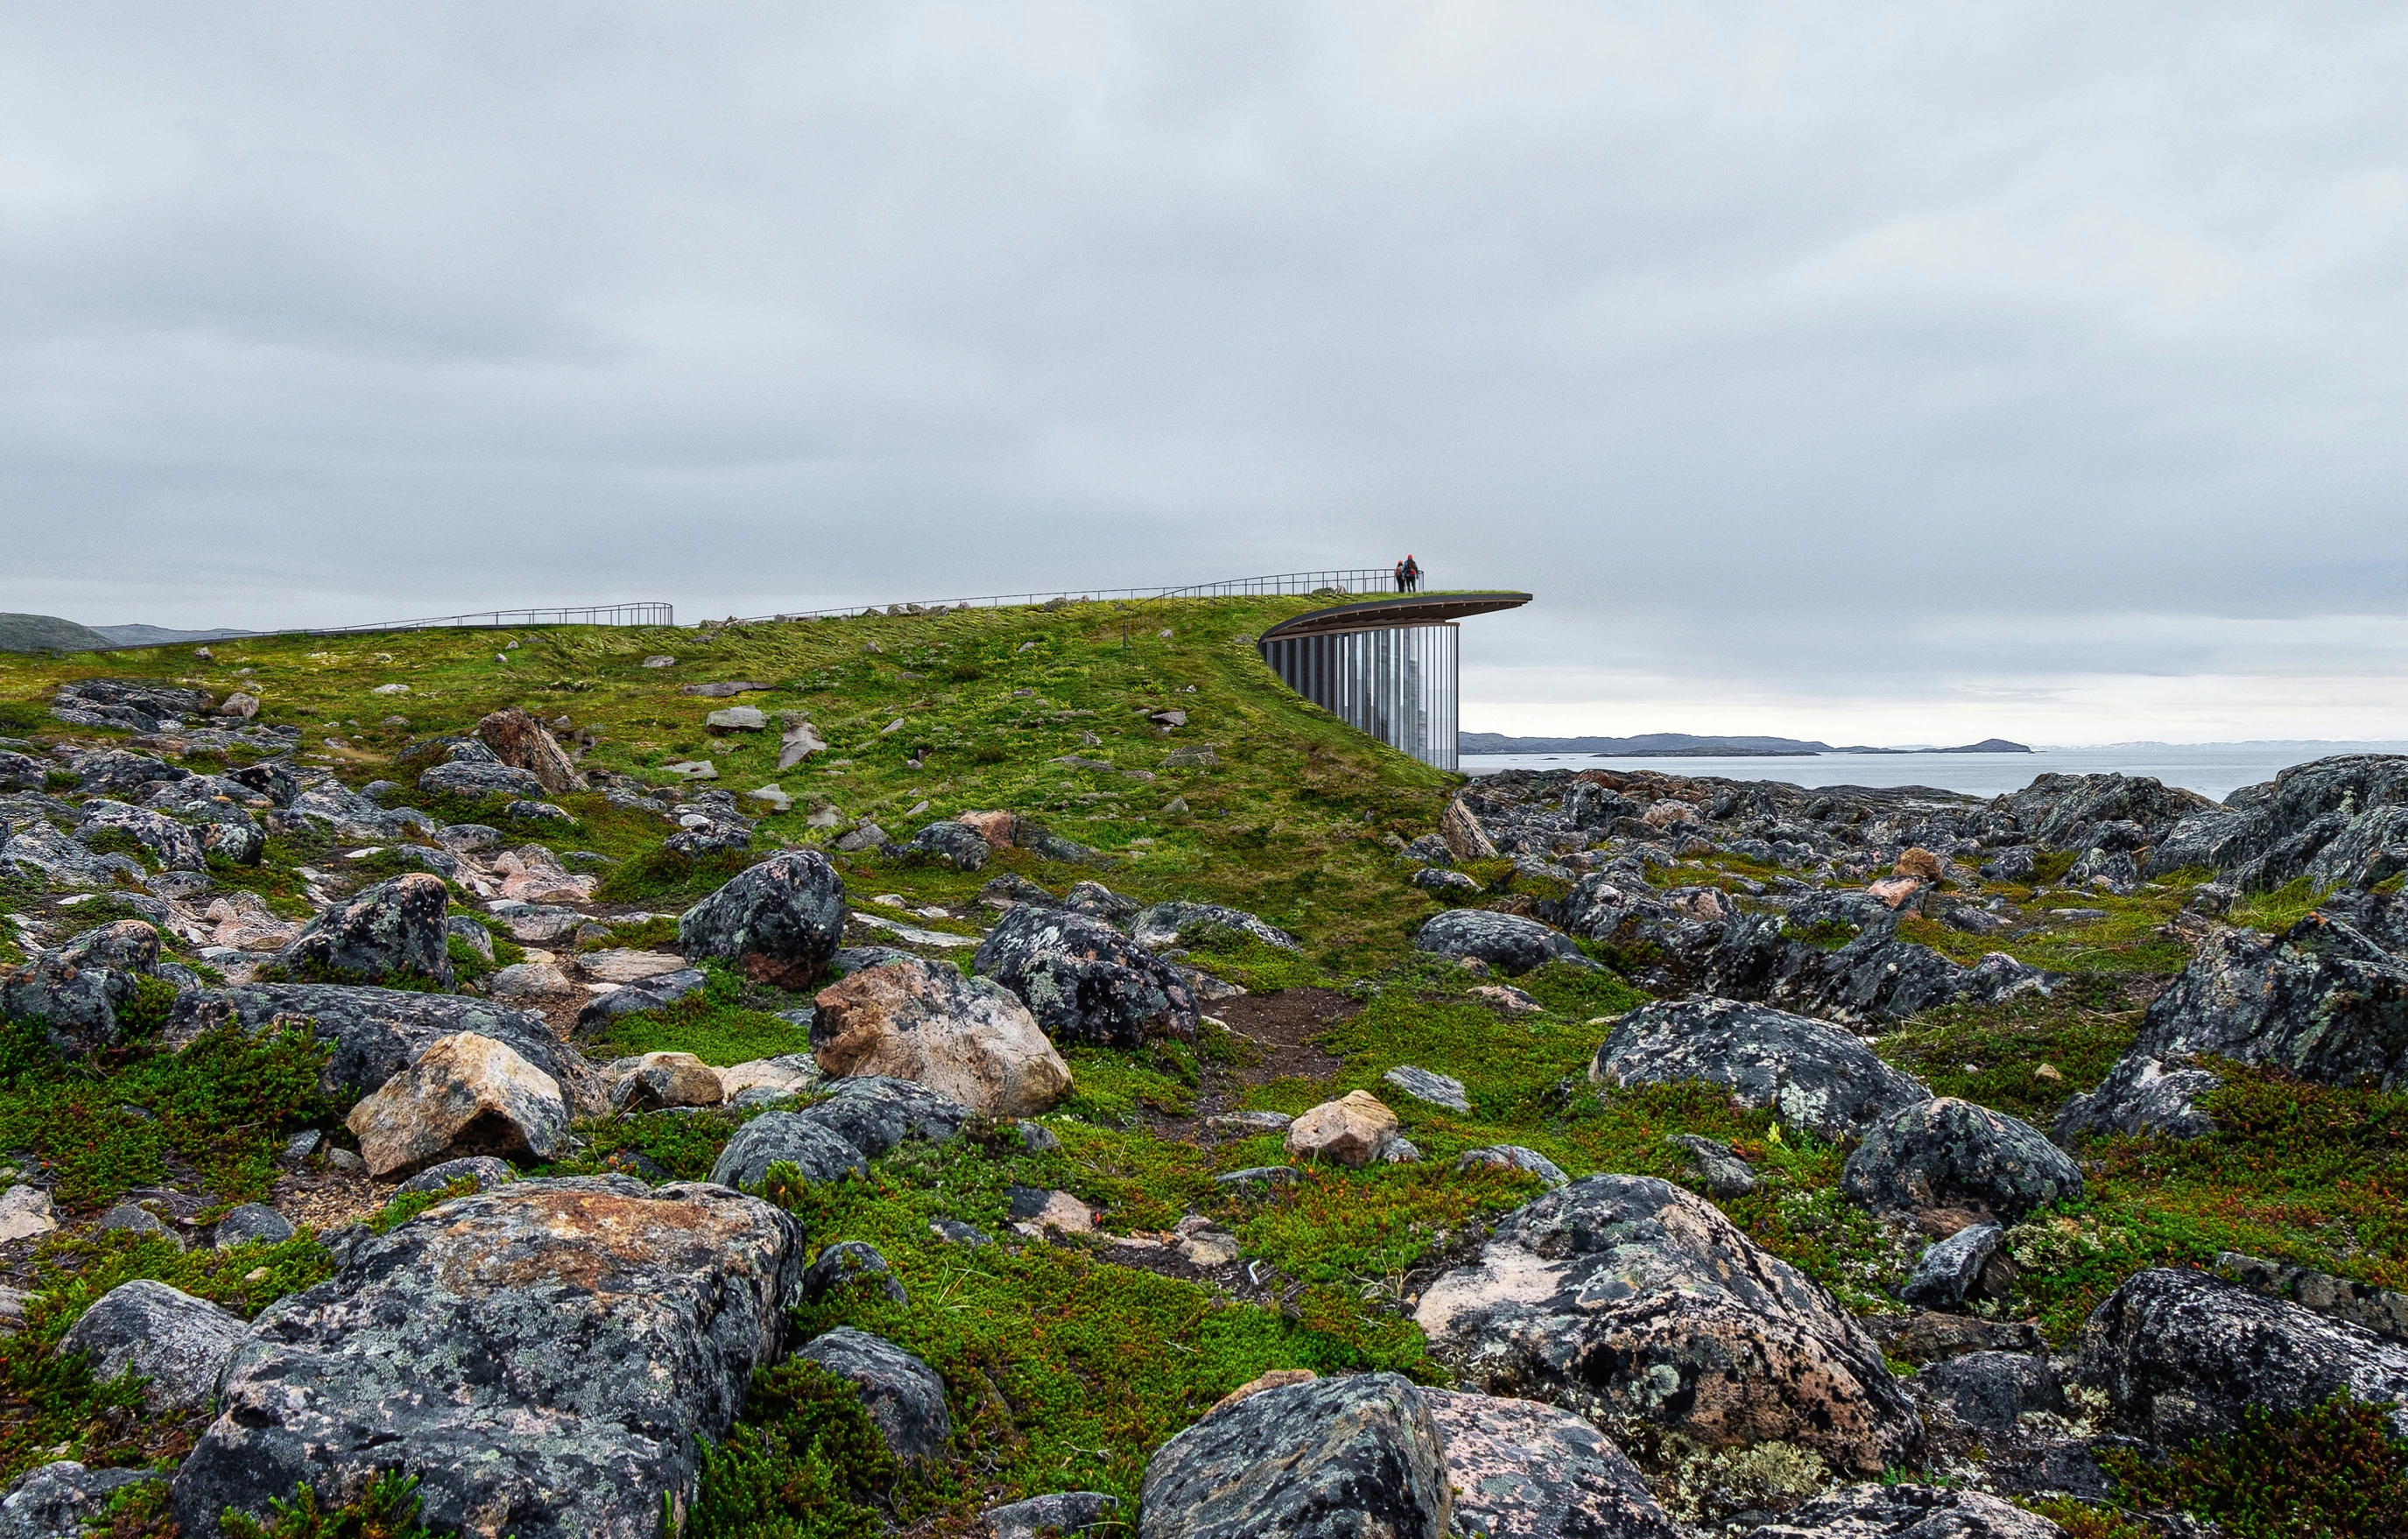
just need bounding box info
[2099,1395,2408,1538]
[2228,875,2334,932]
[587,962,813,1066]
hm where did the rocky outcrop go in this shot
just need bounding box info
[1421,1388,1675,1539]
[1739,1483,2063,1538]
[172,1176,807,1539]
[50,678,214,734]
[1841,1098,2082,1226]
[167,984,604,1114]
[345,1033,567,1177]
[794,1328,952,1462]
[1285,1090,1399,1169]
[1412,910,1594,975]
[2054,897,2408,1143]
[2078,1267,2408,1444]
[811,959,1071,1117]
[974,904,1199,1047]
[1590,999,1932,1142]
[275,873,454,987]
[679,850,848,988]
[78,798,206,871]
[418,756,547,800]
[1706,904,2053,1026]
[1414,1176,1922,1474]
[1139,1372,1452,1539]
[1129,901,1301,953]
[2148,754,2408,891]
[0,919,160,1056]
[56,1280,247,1414]
[475,708,587,797]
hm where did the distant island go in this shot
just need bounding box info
[1458,732,2032,756]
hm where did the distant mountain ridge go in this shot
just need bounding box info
[1460,731,2032,756]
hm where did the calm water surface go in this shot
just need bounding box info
[1461,744,2408,805]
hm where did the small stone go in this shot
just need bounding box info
[395,1156,518,1196]
[982,1490,1120,1539]
[57,1280,244,1412]
[212,1204,294,1247]
[1006,1186,1095,1238]
[930,1219,992,1247]
[1383,1065,1469,1114]
[1214,1165,1300,1190]
[1454,1145,1569,1188]
[642,656,676,668]
[1899,1221,2017,1311]
[706,706,766,732]
[1207,1110,1292,1133]
[98,1203,182,1250]
[324,1148,366,1174]
[0,1184,59,1244]
[1285,1089,1398,1169]
[610,1051,725,1112]
[800,1240,907,1305]
[1665,1133,1759,1198]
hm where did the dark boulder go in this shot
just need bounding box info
[396,1156,518,1196]
[708,1113,870,1191]
[2077,1267,2408,1445]
[172,1177,806,1539]
[679,850,848,989]
[984,1491,1119,1539]
[1706,905,2054,1026]
[2054,900,2408,1144]
[0,920,160,1056]
[574,967,708,1032]
[1129,900,1301,952]
[66,748,189,796]
[1412,909,1595,976]
[1413,1176,1922,1475]
[1738,1483,2062,1537]
[1421,1388,1676,1539]
[56,1280,246,1414]
[2216,1250,2408,1345]
[0,1462,166,1539]
[799,1075,971,1158]
[904,819,989,871]
[213,1203,296,1247]
[1590,998,1931,1142]
[77,799,206,871]
[1138,1372,1452,1539]
[417,758,546,799]
[275,872,453,987]
[52,678,213,734]
[974,904,1198,1047]
[795,1327,951,1463]
[166,983,604,1113]
[1899,1223,2017,1311]
[1842,1098,2082,1225]
[799,1240,906,1305]
[1915,1351,2066,1431]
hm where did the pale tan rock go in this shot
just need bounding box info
[717,1055,824,1102]
[1285,1089,1399,1169]
[1639,798,1700,830]
[1440,798,1499,862]
[577,948,687,984]
[1867,876,1924,909]
[1180,1229,1241,1267]
[610,1051,724,1111]
[0,1184,58,1244]
[346,1033,567,1177]
[1209,1367,1318,1416]
[492,846,596,903]
[489,959,574,997]
[1010,1190,1095,1239]
[956,810,1017,848]
[476,707,588,796]
[204,891,304,952]
[1669,887,1729,921]
[1894,847,1946,880]
[1468,984,1544,1015]
[813,959,1071,1116]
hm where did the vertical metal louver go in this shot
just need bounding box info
[1258,622,1460,771]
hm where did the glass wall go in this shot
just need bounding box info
[1258,622,1460,770]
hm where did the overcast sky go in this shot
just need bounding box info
[3,4,2401,744]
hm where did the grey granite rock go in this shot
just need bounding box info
[57,1280,245,1412]
[708,1113,870,1191]
[1900,1223,2016,1311]
[797,1327,952,1462]
[212,1203,295,1247]
[1384,1065,1469,1114]
[974,904,1199,1047]
[679,849,848,989]
[1916,1351,2066,1431]
[1139,1373,1451,1539]
[1738,1482,2064,1537]
[1412,909,1595,976]
[1422,1388,1675,1539]
[1843,1099,2082,1225]
[274,873,454,987]
[0,1461,165,1539]
[1591,998,1932,1142]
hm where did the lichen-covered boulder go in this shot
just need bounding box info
[167,983,604,1114]
[679,850,848,988]
[0,920,160,1056]
[344,1032,567,1177]
[418,757,547,799]
[1412,910,1593,976]
[1841,1098,2082,1226]
[1590,999,1932,1142]
[797,1075,971,1158]
[1899,1223,2016,1311]
[708,1110,868,1191]
[275,873,453,987]
[1421,1388,1675,1539]
[56,1280,246,1414]
[0,1462,166,1539]
[984,1491,1119,1539]
[2077,1267,2408,1445]
[1738,1482,2064,1537]
[78,799,207,872]
[1914,1352,2067,1431]
[795,1327,952,1463]
[171,1177,806,1539]
[903,819,989,871]
[799,1240,906,1305]
[1414,1175,1922,1475]
[1129,901,1301,953]
[1139,1372,1452,1539]
[811,959,1071,1117]
[973,904,1198,1047]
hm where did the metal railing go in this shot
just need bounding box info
[298,601,674,637]
[731,568,1421,624]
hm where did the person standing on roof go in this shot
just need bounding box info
[1393,559,1407,593]
[1403,554,1422,592]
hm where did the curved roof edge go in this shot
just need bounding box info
[1258,590,1532,642]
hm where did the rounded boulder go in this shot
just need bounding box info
[679,850,848,989]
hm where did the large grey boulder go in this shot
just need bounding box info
[1412,909,1594,975]
[171,1176,806,1539]
[708,1112,870,1191]
[78,798,207,871]
[1421,1388,1675,1539]
[56,1280,247,1414]
[1841,1098,2082,1226]
[0,1461,165,1539]
[1589,998,1932,1142]
[0,920,160,1056]
[1738,1483,2064,1537]
[274,872,454,987]
[1139,1373,1452,1539]
[679,849,848,988]
[799,1075,972,1158]
[2077,1267,2408,1444]
[166,983,605,1114]
[417,758,546,799]
[2055,898,2408,1144]
[1129,901,1301,953]
[1414,1176,1922,1475]
[974,904,1199,1047]
[795,1327,952,1462]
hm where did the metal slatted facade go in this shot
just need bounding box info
[1259,623,1460,770]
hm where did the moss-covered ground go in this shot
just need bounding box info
[4,601,2405,1533]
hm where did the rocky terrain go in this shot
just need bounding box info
[0,597,2403,1537]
